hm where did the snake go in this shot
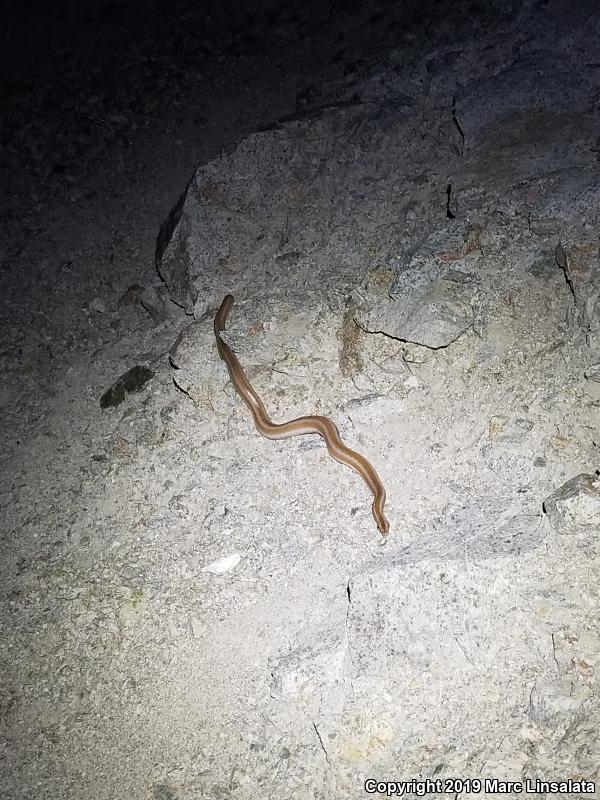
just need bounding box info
[214,294,389,535]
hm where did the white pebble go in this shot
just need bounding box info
[201,553,241,575]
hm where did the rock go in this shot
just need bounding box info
[88,296,107,313]
[201,553,241,575]
[543,473,600,534]
[358,278,474,349]
[555,236,600,349]
[117,283,169,323]
[488,415,534,443]
[585,363,600,382]
[100,365,155,409]
[155,102,444,318]
[454,53,590,139]
[269,619,349,720]
[139,285,168,324]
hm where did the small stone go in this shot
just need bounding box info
[584,363,600,382]
[201,553,241,575]
[489,415,533,442]
[489,415,509,440]
[100,365,155,409]
[189,618,206,638]
[89,297,107,313]
[543,473,600,534]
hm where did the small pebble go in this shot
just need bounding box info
[201,553,241,575]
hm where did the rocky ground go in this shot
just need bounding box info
[2,0,600,798]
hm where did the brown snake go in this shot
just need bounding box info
[214,294,389,534]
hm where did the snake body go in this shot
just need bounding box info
[214,294,389,535]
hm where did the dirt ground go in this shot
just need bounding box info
[2,1,600,798]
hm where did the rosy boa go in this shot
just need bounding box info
[215,294,389,534]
